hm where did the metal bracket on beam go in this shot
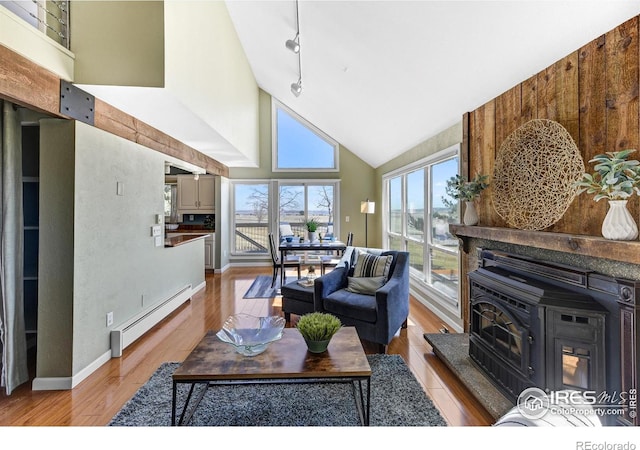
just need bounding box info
[60,80,95,125]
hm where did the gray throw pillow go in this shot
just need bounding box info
[352,252,393,279]
[345,276,386,295]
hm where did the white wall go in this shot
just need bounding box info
[38,120,205,381]
[164,1,259,166]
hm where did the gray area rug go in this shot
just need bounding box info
[109,354,447,426]
[423,332,513,420]
[243,275,298,298]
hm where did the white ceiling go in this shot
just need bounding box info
[79,1,640,170]
[226,0,640,168]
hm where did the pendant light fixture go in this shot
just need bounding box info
[285,33,300,53]
[287,0,302,97]
[291,78,302,97]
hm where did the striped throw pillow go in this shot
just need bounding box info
[353,252,393,279]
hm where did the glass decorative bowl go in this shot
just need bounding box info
[216,314,286,356]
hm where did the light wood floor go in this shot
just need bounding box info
[0,266,494,427]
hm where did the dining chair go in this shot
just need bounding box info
[320,232,353,274]
[268,233,301,287]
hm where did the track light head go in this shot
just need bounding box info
[291,80,302,97]
[285,37,300,54]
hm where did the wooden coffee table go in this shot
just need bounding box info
[171,326,371,426]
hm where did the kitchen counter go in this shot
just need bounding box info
[169,226,215,233]
[164,233,210,247]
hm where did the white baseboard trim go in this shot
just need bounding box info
[32,282,205,391]
[215,263,232,273]
[410,285,463,333]
[32,349,111,391]
[193,280,206,293]
[229,261,271,267]
[111,285,192,358]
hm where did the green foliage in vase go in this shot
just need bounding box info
[442,174,489,207]
[305,218,320,232]
[204,215,214,230]
[296,312,341,341]
[574,149,640,201]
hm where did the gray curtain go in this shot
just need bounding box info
[0,100,28,395]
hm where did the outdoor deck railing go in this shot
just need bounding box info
[234,222,334,254]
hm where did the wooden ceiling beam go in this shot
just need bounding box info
[0,43,229,177]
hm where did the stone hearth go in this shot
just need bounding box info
[423,332,513,421]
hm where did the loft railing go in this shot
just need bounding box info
[1,0,69,49]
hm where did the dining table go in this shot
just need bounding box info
[279,239,347,276]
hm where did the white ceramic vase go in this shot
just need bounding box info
[463,201,479,226]
[308,231,318,242]
[602,200,638,240]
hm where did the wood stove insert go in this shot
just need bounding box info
[468,249,638,426]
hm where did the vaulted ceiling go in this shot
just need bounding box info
[226,1,640,168]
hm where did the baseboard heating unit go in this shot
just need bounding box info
[110,285,192,357]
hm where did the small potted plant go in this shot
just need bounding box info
[305,218,320,242]
[296,312,342,353]
[574,149,640,240]
[444,174,489,225]
[203,215,214,230]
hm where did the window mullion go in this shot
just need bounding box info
[402,175,407,251]
[424,167,431,284]
[382,144,461,309]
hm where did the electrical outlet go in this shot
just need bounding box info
[106,311,114,327]
[345,216,350,222]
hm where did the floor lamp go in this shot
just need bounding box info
[360,199,375,247]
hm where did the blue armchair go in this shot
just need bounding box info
[314,247,410,353]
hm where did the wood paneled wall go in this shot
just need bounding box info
[465,16,640,237]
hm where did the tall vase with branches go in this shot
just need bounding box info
[443,174,489,226]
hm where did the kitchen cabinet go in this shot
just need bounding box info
[177,175,215,213]
[166,232,215,270]
[205,234,215,270]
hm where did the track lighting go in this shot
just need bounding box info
[287,0,303,97]
[291,79,302,97]
[285,33,300,53]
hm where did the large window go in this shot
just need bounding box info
[272,99,339,172]
[383,145,460,306]
[233,182,270,254]
[231,180,339,256]
[278,183,337,239]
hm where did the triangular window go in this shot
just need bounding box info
[272,99,338,172]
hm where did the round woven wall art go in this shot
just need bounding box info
[492,119,585,231]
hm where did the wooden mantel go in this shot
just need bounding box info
[450,224,640,266]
